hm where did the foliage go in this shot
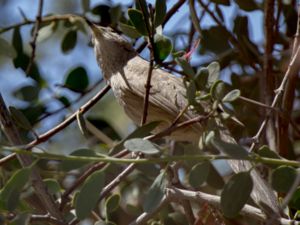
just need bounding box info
[0,0,300,225]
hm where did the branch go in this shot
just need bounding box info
[25,0,44,75]
[250,45,300,152]
[263,0,276,151]
[0,94,63,220]
[166,187,300,225]
[26,84,110,149]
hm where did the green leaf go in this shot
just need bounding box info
[206,163,224,189]
[124,138,160,155]
[119,23,141,39]
[210,80,225,101]
[0,37,17,58]
[128,9,148,36]
[105,194,120,214]
[210,136,249,159]
[65,66,89,92]
[271,166,297,193]
[222,89,240,102]
[13,85,40,102]
[234,0,259,11]
[207,61,220,86]
[221,172,253,218]
[60,149,97,171]
[189,162,210,188]
[143,171,167,212]
[44,179,61,195]
[37,22,56,42]
[109,121,160,154]
[186,81,196,104]
[12,27,23,53]
[61,30,77,53]
[153,34,172,61]
[154,0,166,27]
[194,68,209,90]
[9,106,32,130]
[0,167,31,211]
[210,0,230,5]
[75,170,105,219]
[175,57,195,78]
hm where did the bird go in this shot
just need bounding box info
[86,20,280,216]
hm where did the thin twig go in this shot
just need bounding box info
[30,214,66,225]
[25,0,44,75]
[0,14,77,34]
[250,45,300,151]
[263,0,276,151]
[26,84,110,149]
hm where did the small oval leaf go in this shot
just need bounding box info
[271,166,297,193]
[124,138,160,155]
[61,30,77,53]
[153,34,172,61]
[222,89,241,102]
[189,162,210,188]
[119,23,141,39]
[105,194,120,214]
[128,9,148,36]
[75,170,105,219]
[65,66,89,92]
[207,61,220,86]
[221,172,253,218]
[143,172,167,212]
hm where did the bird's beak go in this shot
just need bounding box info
[84,18,100,34]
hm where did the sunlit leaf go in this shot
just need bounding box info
[153,34,172,61]
[207,61,220,86]
[124,138,160,155]
[119,23,141,39]
[222,89,241,102]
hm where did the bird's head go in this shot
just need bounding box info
[85,19,136,80]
